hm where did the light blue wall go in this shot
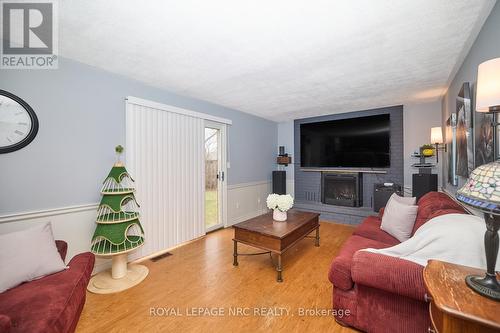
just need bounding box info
[441,1,500,194]
[0,58,277,214]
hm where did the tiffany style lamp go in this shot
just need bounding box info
[456,161,500,301]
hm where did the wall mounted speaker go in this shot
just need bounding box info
[272,171,286,195]
[279,146,285,156]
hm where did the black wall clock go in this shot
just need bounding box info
[0,90,39,154]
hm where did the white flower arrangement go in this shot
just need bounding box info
[266,193,294,212]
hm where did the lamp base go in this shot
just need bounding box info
[465,213,500,301]
[465,273,500,301]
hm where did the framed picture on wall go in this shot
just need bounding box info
[455,82,474,178]
[447,113,458,186]
[474,110,494,167]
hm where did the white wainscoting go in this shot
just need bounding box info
[227,181,272,226]
[286,179,295,197]
[0,180,272,274]
[0,204,111,273]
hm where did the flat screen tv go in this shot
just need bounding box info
[300,114,390,168]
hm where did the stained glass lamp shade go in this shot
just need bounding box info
[456,160,500,301]
[457,161,500,214]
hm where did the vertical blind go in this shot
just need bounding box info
[125,98,206,260]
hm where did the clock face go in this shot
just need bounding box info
[0,91,38,154]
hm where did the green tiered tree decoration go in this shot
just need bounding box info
[91,145,145,255]
[87,146,148,294]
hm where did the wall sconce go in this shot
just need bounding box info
[431,126,446,163]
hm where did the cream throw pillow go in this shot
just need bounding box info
[0,222,67,293]
[389,193,416,206]
[381,194,418,242]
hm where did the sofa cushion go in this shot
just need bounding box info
[351,251,426,301]
[0,223,67,293]
[388,193,417,206]
[328,235,390,291]
[427,208,467,220]
[412,192,466,235]
[0,252,94,333]
[0,314,11,333]
[353,216,400,246]
[381,198,418,242]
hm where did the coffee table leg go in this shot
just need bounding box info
[315,226,320,247]
[277,254,283,282]
[233,240,238,266]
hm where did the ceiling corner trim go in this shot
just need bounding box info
[125,96,232,125]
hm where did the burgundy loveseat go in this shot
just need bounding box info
[0,241,94,333]
[328,192,467,333]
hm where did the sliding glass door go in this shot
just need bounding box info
[205,121,227,232]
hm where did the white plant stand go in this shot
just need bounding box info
[87,253,149,294]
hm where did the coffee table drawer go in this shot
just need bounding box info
[280,217,319,251]
[234,228,281,252]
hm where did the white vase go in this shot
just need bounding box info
[273,209,287,222]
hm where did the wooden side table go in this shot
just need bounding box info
[423,260,500,333]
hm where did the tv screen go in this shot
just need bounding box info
[300,114,390,168]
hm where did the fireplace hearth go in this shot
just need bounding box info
[321,173,363,207]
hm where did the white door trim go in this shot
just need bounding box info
[205,120,228,232]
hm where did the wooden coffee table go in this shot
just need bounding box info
[232,209,320,282]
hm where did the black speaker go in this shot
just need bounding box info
[272,171,286,195]
[412,173,438,200]
[279,146,285,156]
[373,183,403,212]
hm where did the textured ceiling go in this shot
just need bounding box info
[60,0,496,121]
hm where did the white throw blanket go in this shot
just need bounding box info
[363,213,500,270]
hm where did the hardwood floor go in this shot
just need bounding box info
[76,222,356,333]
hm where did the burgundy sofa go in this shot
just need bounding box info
[328,192,467,333]
[0,241,95,333]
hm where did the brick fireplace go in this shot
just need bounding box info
[321,173,363,207]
